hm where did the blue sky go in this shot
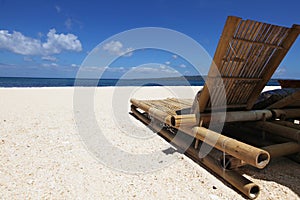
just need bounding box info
[0,0,299,78]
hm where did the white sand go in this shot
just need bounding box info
[0,86,299,199]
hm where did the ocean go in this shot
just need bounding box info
[0,77,279,87]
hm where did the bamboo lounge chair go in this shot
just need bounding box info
[130,16,300,199]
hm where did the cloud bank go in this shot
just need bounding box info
[0,29,82,56]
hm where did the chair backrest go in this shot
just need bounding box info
[197,16,300,113]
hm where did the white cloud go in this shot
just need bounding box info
[80,66,128,73]
[42,29,82,54]
[42,62,58,67]
[165,61,171,65]
[23,57,33,62]
[0,29,82,56]
[71,64,79,67]
[37,32,43,38]
[107,66,126,72]
[184,71,191,75]
[55,5,61,13]
[80,66,108,72]
[179,64,186,68]
[172,55,178,59]
[103,40,133,57]
[126,64,179,79]
[0,30,41,55]
[65,18,72,30]
[42,56,57,62]
[275,67,286,75]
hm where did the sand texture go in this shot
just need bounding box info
[0,86,299,199]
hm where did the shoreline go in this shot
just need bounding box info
[0,85,281,89]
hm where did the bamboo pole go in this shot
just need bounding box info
[191,127,270,169]
[272,108,300,119]
[198,108,300,124]
[222,124,272,147]
[262,142,300,157]
[273,120,300,130]
[274,109,300,119]
[199,110,273,124]
[170,109,273,128]
[221,142,300,169]
[253,121,300,143]
[267,90,300,109]
[131,106,260,199]
[242,123,291,144]
[170,114,197,127]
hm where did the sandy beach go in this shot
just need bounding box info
[0,86,299,199]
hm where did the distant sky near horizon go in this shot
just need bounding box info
[0,0,299,79]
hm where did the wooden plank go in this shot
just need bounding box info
[246,24,300,109]
[198,16,242,112]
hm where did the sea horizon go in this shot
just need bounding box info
[0,76,284,87]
